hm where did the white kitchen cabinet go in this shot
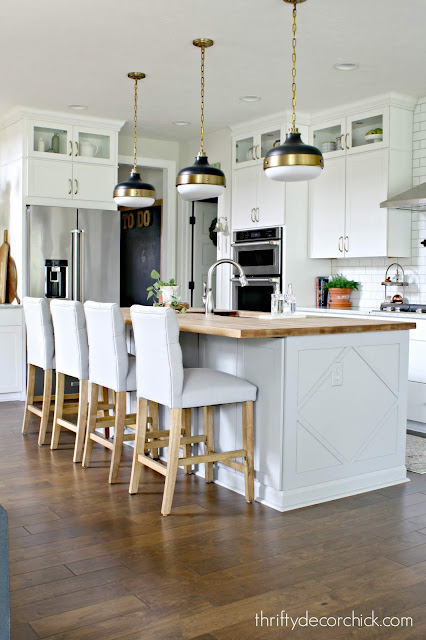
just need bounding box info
[27,158,73,200]
[0,307,24,400]
[233,126,282,168]
[29,121,74,161]
[72,163,117,203]
[309,157,346,258]
[232,164,285,230]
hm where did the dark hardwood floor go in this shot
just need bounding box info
[2,400,426,639]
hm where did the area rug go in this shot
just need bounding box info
[406,434,426,474]
[0,505,10,640]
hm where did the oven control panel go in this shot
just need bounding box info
[234,227,281,242]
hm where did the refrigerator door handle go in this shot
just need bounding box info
[70,229,83,301]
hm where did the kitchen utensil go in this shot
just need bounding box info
[322,141,336,153]
[0,231,10,304]
[79,141,99,158]
[7,254,20,304]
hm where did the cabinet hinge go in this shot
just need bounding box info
[188,281,195,291]
[189,216,196,225]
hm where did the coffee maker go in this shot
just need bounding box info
[45,259,68,298]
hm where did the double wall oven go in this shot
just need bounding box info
[231,227,282,312]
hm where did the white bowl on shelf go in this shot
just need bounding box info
[365,133,383,143]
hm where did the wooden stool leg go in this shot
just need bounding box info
[129,398,148,494]
[73,379,88,463]
[242,401,254,502]
[148,400,160,460]
[38,369,53,446]
[50,372,65,450]
[102,387,110,439]
[161,408,183,516]
[203,406,214,483]
[22,364,36,435]
[183,408,193,474]
[82,383,99,468]
[109,391,126,484]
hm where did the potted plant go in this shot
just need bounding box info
[146,270,187,312]
[324,275,359,309]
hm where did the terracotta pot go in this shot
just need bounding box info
[328,287,353,309]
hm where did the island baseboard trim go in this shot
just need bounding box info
[212,465,409,512]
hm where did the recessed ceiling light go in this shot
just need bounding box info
[240,95,262,102]
[68,104,88,110]
[333,62,359,71]
[172,120,190,126]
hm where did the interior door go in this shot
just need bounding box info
[309,156,346,258]
[257,168,285,228]
[345,149,388,257]
[192,201,218,308]
[232,166,258,230]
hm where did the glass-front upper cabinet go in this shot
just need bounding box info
[346,108,389,154]
[29,121,73,160]
[233,126,282,167]
[310,118,346,157]
[73,126,116,165]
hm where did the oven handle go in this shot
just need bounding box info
[230,277,280,283]
[231,240,281,247]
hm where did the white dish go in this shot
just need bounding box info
[365,134,383,143]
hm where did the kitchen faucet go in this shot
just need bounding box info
[203,259,248,316]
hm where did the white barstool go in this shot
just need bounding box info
[50,300,90,463]
[128,305,257,516]
[82,301,155,483]
[22,297,56,446]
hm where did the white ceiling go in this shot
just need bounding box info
[1,0,426,141]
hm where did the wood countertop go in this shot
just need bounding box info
[121,308,416,339]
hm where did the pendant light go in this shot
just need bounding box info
[264,0,324,182]
[113,72,155,208]
[176,39,226,201]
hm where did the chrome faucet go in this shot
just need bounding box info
[203,259,248,316]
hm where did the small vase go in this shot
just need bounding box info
[37,137,45,152]
[328,288,353,309]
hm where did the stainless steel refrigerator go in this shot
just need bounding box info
[27,205,120,304]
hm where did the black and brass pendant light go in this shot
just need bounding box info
[113,72,155,207]
[176,39,226,201]
[264,0,324,182]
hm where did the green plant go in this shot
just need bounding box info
[146,270,186,313]
[324,275,359,290]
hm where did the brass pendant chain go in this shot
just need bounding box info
[200,44,206,156]
[291,1,297,132]
[133,77,139,172]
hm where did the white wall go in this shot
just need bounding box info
[118,135,179,164]
[330,97,426,309]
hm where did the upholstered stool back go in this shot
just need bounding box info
[84,301,129,392]
[50,300,89,380]
[22,297,55,370]
[130,305,184,408]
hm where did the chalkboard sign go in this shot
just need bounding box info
[120,201,162,307]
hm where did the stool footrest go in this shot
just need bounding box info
[62,404,80,415]
[136,454,167,476]
[219,459,245,472]
[57,418,78,433]
[179,449,246,466]
[144,434,205,450]
[90,432,114,450]
[28,405,43,418]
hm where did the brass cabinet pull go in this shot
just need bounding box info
[74,179,78,195]
[344,235,349,252]
[68,178,72,195]
[69,141,73,156]
[338,236,343,252]
[251,208,255,222]
[255,207,260,222]
[345,133,350,150]
[256,145,261,160]
[75,141,79,157]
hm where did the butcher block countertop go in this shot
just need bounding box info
[121,308,415,339]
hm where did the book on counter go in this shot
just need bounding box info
[316,277,329,308]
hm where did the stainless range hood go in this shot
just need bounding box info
[380,182,426,211]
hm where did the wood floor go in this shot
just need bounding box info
[2,400,426,640]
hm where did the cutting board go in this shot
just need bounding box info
[7,254,20,304]
[0,231,10,304]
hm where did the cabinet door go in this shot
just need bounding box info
[346,108,389,155]
[73,126,116,165]
[232,166,258,230]
[345,150,388,257]
[27,159,73,200]
[310,117,346,157]
[233,134,256,167]
[0,325,23,393]
[309,156,346,258]
[257,167,285,227]
[28,121,73,161]
[72,163,116,204]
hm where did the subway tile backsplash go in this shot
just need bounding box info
[330,98,426,310]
